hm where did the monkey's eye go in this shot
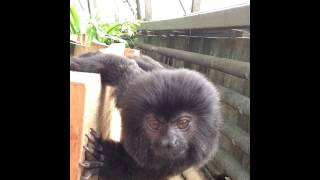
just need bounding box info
[147,119,161,130]
[176,118,190,129]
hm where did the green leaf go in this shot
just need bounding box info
[104,23,122,33]
[86,23,98,46]
[70,5,80,34]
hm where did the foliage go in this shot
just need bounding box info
[86,18,143,48]
[70,5,143,48]
[70,5,81,34]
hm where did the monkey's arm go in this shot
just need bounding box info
[70,52,144,86]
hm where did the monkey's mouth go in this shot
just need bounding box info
[153,148,186,159]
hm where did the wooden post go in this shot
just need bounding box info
[136,0,142,19]
[70,82,85,180]
[191,0,201,12]
[70,72,103,180]
[144,0,152,20]
[70,71,122,180]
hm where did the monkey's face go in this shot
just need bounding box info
[120,69,222,171]
[143,112,196,159]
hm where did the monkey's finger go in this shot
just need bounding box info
[86,134,103,151]
[87,141,103,154]
[83,145,105,161]
[80,168,100,180]
[90,128,101,139]
[89,128,99,135]
[84,150,96,161]
[89,133,101,144]
[84,145,98,161]
[80,160,104,168]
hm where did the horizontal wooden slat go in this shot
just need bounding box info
[221,122,250,155]
[216,84,250,115]
[139,4,250,30]
[136,42,250,80]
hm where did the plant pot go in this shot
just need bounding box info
[70,42,108,57]
[70,34,86,45]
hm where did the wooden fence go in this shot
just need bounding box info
[135,4,250,180]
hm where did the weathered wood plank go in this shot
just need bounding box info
[212,148,250,180]
[216,84,250,116]
[70,82,85,180]
[221,122,250,155]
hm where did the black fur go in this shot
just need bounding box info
[70,52,222,180]
[129,54,165,71]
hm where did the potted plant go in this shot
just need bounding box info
[70,4,143,56]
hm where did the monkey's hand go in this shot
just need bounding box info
[80,128,105,180]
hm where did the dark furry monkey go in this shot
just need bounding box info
[70,52,222,180]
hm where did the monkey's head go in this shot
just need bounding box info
[119,69,222,174]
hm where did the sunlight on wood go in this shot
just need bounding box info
[109,107,122,142]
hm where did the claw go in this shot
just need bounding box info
[80,175,91,180]
[90,128,101,139]
[85,134,103,151]
[83,145,105,161]
[80,128,104,179]
[80,160,104,168]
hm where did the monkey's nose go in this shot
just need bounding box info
[160,138,177,148]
